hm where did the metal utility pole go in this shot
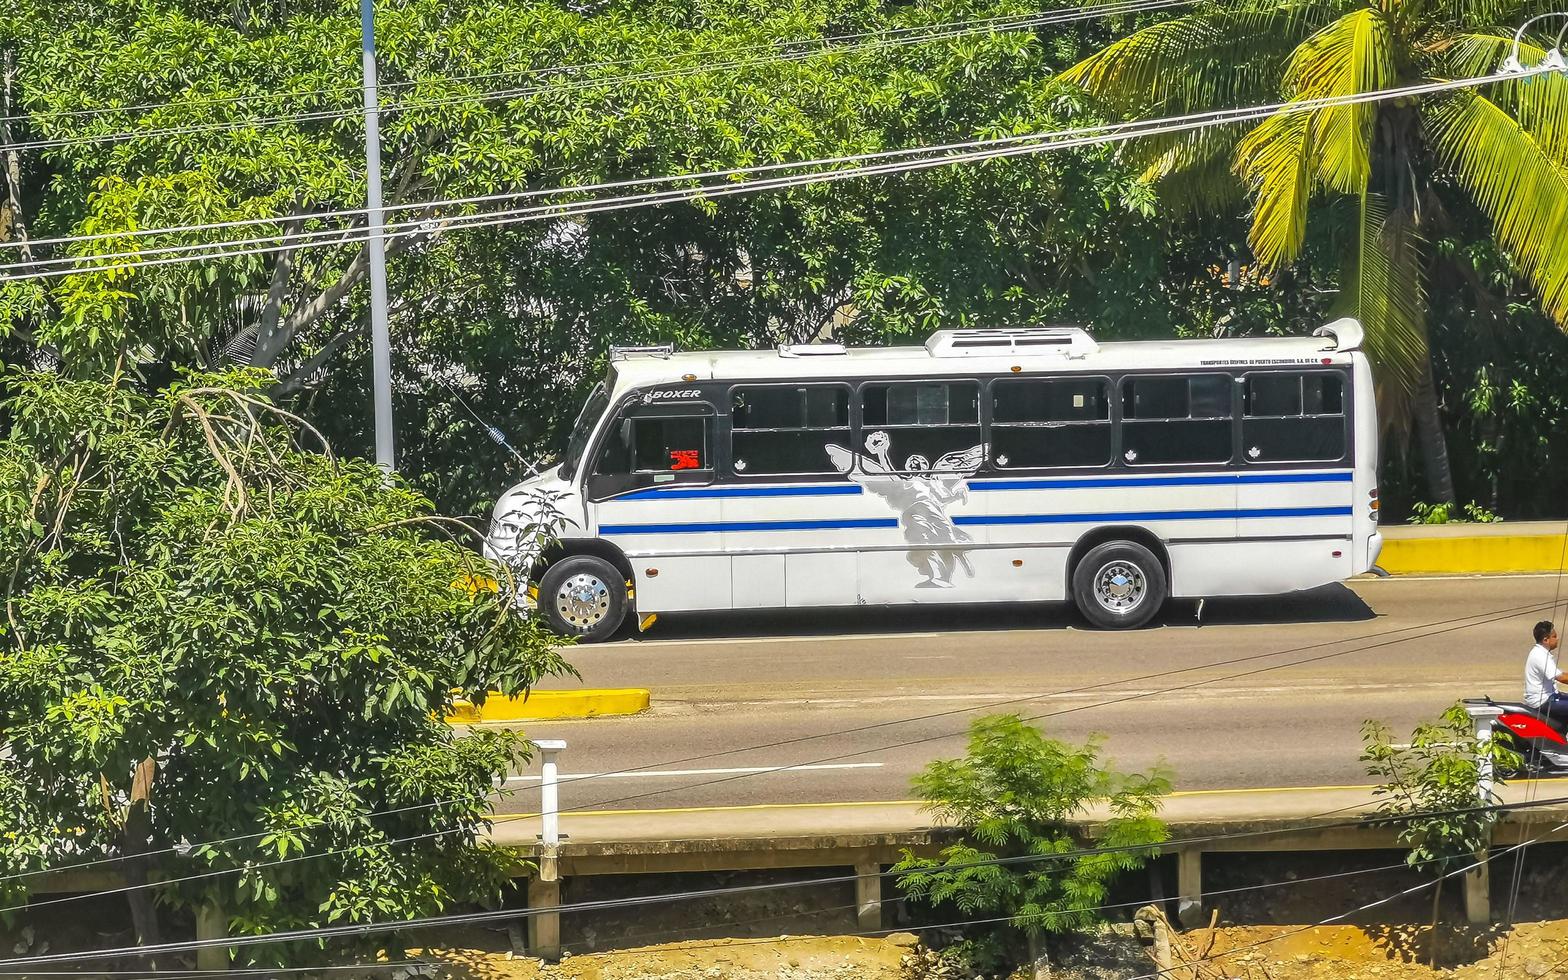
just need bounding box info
[360,0,396,471]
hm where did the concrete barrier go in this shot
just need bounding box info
[446,688,650,724]
[1379,521,1567,575]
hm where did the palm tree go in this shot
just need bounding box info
[1061,1,1568,503]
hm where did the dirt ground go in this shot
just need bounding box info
[1191,919,1568,980]
[417,931,917,980]
[414,920,1568,980]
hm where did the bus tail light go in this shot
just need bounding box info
[1369,488,1380,523]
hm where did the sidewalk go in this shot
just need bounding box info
[488,781,1568,850]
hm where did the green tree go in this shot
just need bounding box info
[1061,0,1568,504]
[0,370,572,967]
[1,0,1182,513]
[1361,703,1520,957]
[895,715,1170,975]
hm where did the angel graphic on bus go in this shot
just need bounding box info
[826,430,986,589]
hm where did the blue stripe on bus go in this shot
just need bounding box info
[953,506,1353,527]
[968,472,1353,491]
[600,517,900,535]
[610,470,1352,501]
[598,506,1351,535]
[616,484,863,500]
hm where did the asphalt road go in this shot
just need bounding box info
[496,575,1568,816]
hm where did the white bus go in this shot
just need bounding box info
[487,321,1381,640]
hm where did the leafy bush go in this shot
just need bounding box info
[895,715,1170,971]
[1406,500,1502,524]
[0,371,573,966]
[1361,703,1520,944]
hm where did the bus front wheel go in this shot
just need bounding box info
[1071,540,1167,630]
[538,555,629,642]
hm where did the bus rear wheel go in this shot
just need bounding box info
[1071,540,1167,630]
[539,555,629,642]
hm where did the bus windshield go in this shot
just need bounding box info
[559,383,609,481]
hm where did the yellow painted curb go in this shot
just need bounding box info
[447,689,650,724]
[1380,534,1568,575]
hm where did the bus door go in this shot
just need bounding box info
[586,398,732,611]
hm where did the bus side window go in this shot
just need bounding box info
[991,378,1112,468]
[1242,373,1346,462]
[860,381,982,471]
[588,405,715,499]
[730,385,851,476]
[1119,374,1233,465]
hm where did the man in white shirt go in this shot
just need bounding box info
[1524,621,1566,720]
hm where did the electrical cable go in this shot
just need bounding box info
[1498,519,1568,969]
[0,0,1185,155]
[0,848,1494,977]
[0,0,1187,256]
[3,795,1566,970]
[553,596,1562,815]
[0,36,1529,262]
[1,66,1551,284]
[6,595,1561,920]
[0,2,1184,128]
[1127,820,1568,979]
[0,593,1550,893]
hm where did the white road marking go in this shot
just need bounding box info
[597,631,946,648]
[500,762,884,785]
[703,680,1516,708]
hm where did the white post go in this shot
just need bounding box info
[359,0,395,472]
[535,739,567,846]
[1465,702,1505,803]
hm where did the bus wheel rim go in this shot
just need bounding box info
[1093,560,1146,613]
[557,572,611,629]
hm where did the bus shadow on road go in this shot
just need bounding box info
[629,584,1376,642]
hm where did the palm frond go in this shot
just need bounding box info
[1413,0,1532,32]
[1442,34,1568,166]
[1059,3,1312,117]
[1284,8,1396,194]
[1425,89,1568,323]
[1139,121,1254,213]
[1234,109,1316,267]
[1336,194,1429,421]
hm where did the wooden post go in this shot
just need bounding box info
[195,901,228,972]
[527,874,562,961]
[1463,849,1491,925]
[1177,849,1204,928]
[854,860,882,932]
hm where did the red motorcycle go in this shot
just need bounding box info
[1466,697,1568,778]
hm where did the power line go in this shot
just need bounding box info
[1128,820,1568,979]
[0,1,1184,155]
[551,597,1561,816]
[3,794,1564,970]
[0,3,1174,128]
[1,593,1549,894]
[1,66,1550,281]
[0,0,1186,256]
[6,595,1558,918]
[0,848,1505,977]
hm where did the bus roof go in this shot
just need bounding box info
[606,319,1363,392]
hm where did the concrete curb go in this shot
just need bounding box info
[1380,529,1567,575]
[447,689,650,724]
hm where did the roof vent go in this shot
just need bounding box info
[778,342,848,358]
[1313,318,1364,352]
[926,325,1098,358]
[610,343,676,361]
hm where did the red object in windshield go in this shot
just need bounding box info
[670,449,701,470]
